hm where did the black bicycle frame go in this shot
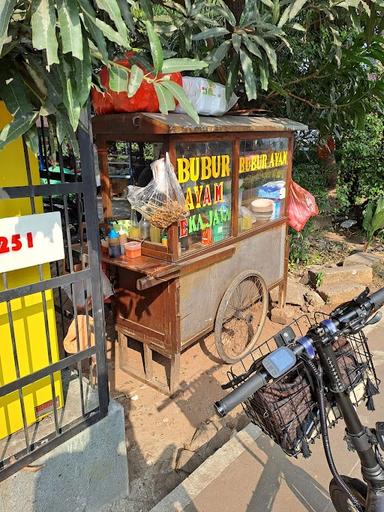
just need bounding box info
[317,341,384,512]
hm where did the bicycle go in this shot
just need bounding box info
[215,287,384,512]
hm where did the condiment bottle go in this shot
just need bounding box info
[150,224,161,243]
[139,217,150,240]
[130,212,140,239]
[119,226,128,255]
[108,226,120,258]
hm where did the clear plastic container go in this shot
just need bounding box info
[124,241,141,259]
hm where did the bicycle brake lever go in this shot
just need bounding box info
[366,311,382,326]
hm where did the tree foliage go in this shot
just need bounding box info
[0,0,383,152]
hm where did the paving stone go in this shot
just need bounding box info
[343,252,384,268]
[309,264,372,287]
[317,283,366,305]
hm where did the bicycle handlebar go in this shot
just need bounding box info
[215,287,384,417]
[214,370,268,417]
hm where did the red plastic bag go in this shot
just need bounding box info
[287,180,319,232]
[92,53,182,115]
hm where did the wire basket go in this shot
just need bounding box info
[226,315,380,458]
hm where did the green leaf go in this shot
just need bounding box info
[94,17,129,46]
[242,34,262,59]
[117,0,136,34]
[78,0,108,62]
[73,34,92,105]
[225,53,239,101]
[208,40,231,74]
[25,125,40,154]
[363,201,375,232]
[279,0,308,27]
[252,35,277,72]
[160,80,199,124]
[291,22,306,32]
[259,63,268,91]
[140,0,154,19]
[31,0,59,66]
[58,59,81,129]
[145,21,163,73]
[0,112,39,150]
[95,0,128,39]
[0,69,35,115]
[0,0,16,54]
[128,64,144,97]
[260,0,274,7]
[109,64,129,92]
[240,48,257,100]
[192,27,230,41]
[154,82,176,114]
[232,33,241,53]
[161,58,207,73]
[272,0,280,23]
[57,0,83,60]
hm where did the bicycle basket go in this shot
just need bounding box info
[226,314,380,458]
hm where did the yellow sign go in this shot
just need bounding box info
[239,150,288,173]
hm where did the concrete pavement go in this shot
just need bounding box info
[151,321,384,512]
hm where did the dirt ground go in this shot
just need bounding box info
[106,315,285,512]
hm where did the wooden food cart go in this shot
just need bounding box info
[93,113,307,393]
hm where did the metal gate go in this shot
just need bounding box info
[0,112,109,480]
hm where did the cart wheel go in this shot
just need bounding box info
[215,271,268,364]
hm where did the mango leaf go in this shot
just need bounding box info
[291,22,306,32]
[260,0,274,7]
[272,0,280,23]
[240,49,257,100]
[24,125,40,154]
[242,34,263,59]
[192,27,230,41]
[225,53,239,101]
[95,0,128,39]
[0,69,35,115]
[109,64,129,92]
[140,0,154,19]
[31,0,59,66]
[160,80,199,124]
[57,0,83,60]
[162,58,207,73]
[208,40,231,74]
[78,0,108,62]
[73,35,92,105]
[128,64,144,97]
[0,0,16,54]
[279,0,308,27]
[154,82,176,114]
[94,17,129,46]
[252,35,277,72]
[145,21,163,73]
[58,59,81,129]
[0,112,39,150]
[117,0,136,34]
[372,199,384,233]
[55,107,79,154]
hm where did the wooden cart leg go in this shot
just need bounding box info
[169,353,180,395]
[143,343,153,381]
[278,281,287,308]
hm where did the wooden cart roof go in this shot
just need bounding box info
[92,112,308,138]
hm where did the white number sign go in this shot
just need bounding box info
[0,212,65,273]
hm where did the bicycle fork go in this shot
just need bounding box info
[318,342,384,512]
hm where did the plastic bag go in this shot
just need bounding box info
[175,77,238,116]
[287,180,319,232]
[127,153,186,229]
[92,52,182,115]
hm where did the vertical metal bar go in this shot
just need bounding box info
[2,273,31,452]
[78,106,109,416]
[231,138,240,238]
[23,138,61,435]
[58,147,86,417]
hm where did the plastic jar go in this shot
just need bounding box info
[124,241,141,259]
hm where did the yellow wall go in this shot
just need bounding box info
[0,103,63,439]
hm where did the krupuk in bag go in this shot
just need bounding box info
[127,153,186,229]
[288,180,319,232]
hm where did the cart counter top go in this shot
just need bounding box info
[92,113,308,138]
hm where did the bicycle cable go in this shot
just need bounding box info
[302,356,364,512]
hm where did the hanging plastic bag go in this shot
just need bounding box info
[127,153,186,229]
[175,77,238,116]
[287,180,319,232]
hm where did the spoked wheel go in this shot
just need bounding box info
[215,271,268,364]
[329,476,367,512]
